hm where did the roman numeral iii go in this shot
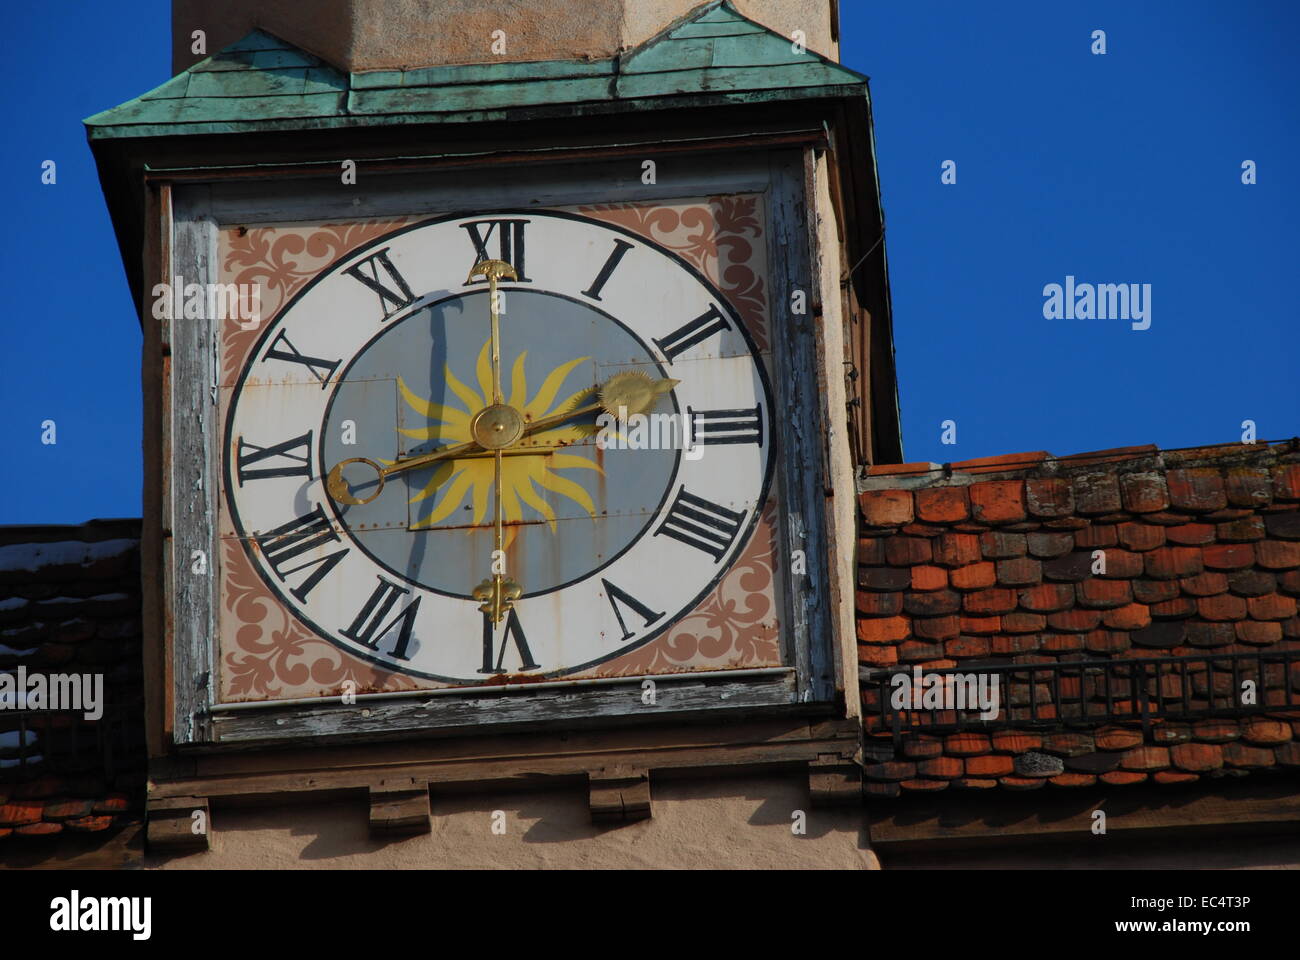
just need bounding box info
[236,431,313,484]
[255,504,349,603]
[343,248,417,319]
[653,487,747,563]
[652,304,731,361]
[688,405,763,446]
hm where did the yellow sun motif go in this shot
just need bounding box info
[397,340,603,533]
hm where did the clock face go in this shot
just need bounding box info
[223,210,775,682]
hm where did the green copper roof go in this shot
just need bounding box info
[84,2,867,139]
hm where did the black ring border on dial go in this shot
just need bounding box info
[318,287,683,600]
[223,208,777,684]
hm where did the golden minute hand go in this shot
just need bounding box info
[467,260,519,623]
[467,259,516,403]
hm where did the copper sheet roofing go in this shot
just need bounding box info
[85,2,868,139]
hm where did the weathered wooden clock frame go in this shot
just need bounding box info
[103,102,889,839]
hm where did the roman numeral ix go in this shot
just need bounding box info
[236,431,313,485]
[653,487,747,563]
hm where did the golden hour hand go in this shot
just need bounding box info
[325,440,480,507]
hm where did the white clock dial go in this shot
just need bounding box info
[223,211,774,681]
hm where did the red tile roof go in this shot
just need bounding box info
[858,441,1300,796]
[0,520,145,844]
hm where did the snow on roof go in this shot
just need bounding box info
[0,538,136,574]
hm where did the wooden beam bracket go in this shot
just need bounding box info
[146,794,210,852]
[368,779,431,836]
[808,752,862,807]
[588,765,652,824]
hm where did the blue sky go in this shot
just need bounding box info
[1,1,1296,523]
[843,1,1299,464]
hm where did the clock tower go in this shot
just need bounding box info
[86,0,900,865]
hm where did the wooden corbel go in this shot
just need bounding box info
[808,752,863,807]
[146,794,211,851]
[368,778,430,836]
[588,765,652,823]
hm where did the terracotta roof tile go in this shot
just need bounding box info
[1060,445,1159,466]
[1025,478,1074,518]
[0,520,145,850]
[915,487,969,524]
[859,488,912,526]
[998,775,1046,790]
[1050,772,1098,787]
[949,451,1049,474]
[1100,771,1148,785]
[857,439,1300,798]
[1273,465,1300,500]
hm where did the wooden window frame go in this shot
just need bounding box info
[155,145,843,750]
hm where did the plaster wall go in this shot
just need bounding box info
[171,0,838,74]
[147,775,879,869]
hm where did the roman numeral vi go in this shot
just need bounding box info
[480,607,538,674]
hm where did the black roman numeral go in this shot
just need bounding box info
[340,576,421,662]
[236,431,313,485]
[263,330,341,388]
[652,304,731,361]
[580,239,634,301]
[654,487,747,563]
[480,607,538,674]
[343,248,417,319]
[255,504,349,603]
[462,219,530,282]
[688,405,763,446]
[600,579,663,642]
